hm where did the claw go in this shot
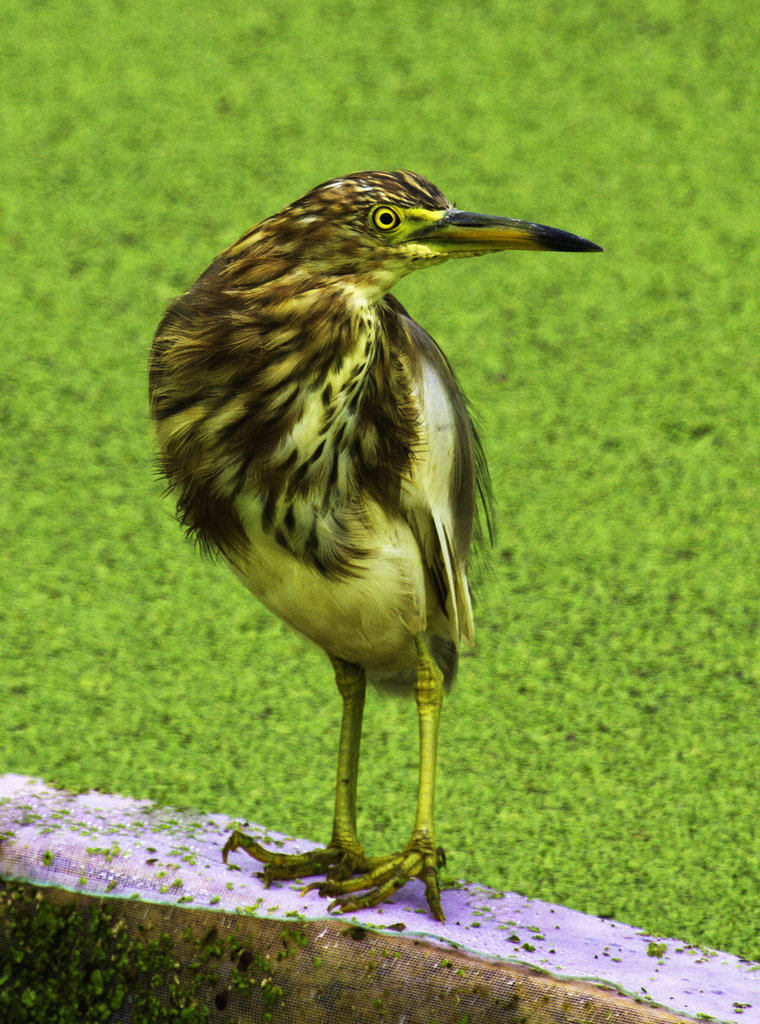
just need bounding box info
[300,880,323,896]
[222,827,445,921]
[309,836,443,919]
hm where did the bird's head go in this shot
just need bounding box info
[230,170,601,303]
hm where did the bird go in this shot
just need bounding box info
[148,170,601,922]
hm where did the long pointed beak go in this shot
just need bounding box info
[415,209,602,253]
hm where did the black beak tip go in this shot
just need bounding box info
[538,224,603,253]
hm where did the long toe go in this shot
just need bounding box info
[222,829,365,884]
[314,834,445,921]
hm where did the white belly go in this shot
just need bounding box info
[230,497,428,674]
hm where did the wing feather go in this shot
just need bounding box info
[382,295,492,653]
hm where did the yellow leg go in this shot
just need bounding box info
[311,655,371,881]
[222,657,367,883]
[223,637,446,921]
[307,634,446,921]
[328,656,366,861]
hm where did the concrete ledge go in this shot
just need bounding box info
[1,775,756,1022]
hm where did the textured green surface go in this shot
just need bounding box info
[2,0,759,959]
[0,882,291,1022]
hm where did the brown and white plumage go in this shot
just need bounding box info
[150,172,490,686]
[149,170,600,919]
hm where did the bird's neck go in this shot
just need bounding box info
[150,252,418,566]
[258,285,389,480]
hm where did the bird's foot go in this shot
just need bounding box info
[304,830,446,922]
[222,829,365,886]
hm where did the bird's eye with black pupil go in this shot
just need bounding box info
[370,206,401,232]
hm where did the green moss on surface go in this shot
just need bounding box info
[0,883,280,1022]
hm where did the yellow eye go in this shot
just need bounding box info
[370,206,402,232]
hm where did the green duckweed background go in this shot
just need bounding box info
[2,0,759,959]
